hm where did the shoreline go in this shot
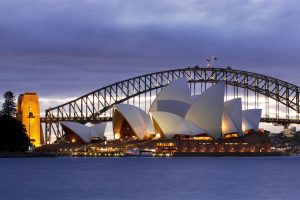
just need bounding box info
[172,151,290,157]
[1,151,292,158]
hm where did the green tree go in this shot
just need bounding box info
[0,91,30,152]
[0,115,30,152]
[1,91,16,117]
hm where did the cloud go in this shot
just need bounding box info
[0,0,300,123]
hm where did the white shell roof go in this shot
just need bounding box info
[222,98,243,137]
[144,114,155,134]
[111,79,262,140]
[114,104,154,138]
[185,82,225,139]
[90,123,107,138]
[242,118,253,131]
[149,78,192,117]
[156,100,191,117]
[60,121,107,143]
[151,111,205,139]
[191,95,200,103]
[242,109,262,131]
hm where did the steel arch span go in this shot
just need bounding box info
[43,66,300,143]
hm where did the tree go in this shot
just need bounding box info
[0,91,30,152]
[1,91,16,117]
[0,115,30,152]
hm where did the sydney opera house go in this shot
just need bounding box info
[57,78,271,156]
[113,78,262,141]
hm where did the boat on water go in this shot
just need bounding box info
[123,149,153,157]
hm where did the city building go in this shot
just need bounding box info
[283,126,297,138]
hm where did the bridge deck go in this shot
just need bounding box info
[40,117,300,125]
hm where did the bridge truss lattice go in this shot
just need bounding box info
[43,67,300,143]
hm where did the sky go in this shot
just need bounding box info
[1,0,300,133]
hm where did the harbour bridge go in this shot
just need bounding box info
[42,66,300,143]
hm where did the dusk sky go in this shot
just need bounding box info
[1,0,300,115]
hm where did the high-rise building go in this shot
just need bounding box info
[283,126,296,138]
[17,92,43,147]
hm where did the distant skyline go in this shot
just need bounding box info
[0,0,300,133]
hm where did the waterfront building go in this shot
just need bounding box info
[50,78,268,155]
[283,126,297,138]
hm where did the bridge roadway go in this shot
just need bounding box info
[40,117,300,126]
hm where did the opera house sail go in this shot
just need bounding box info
[112,78,262,141]
[113,104,154,140]
[60,121,107,143]
[149,78,192,117]
[222,98,244,138]
[242,109,262,134]
[185,82,225,139]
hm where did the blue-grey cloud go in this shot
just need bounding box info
[0,0,300,114]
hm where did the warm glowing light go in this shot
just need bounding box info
[193,136,213,140]
[224,133,239,139]
[17,93,42,147]
[242,121,246,132]
[144,133,156,140]
[155,133,161,138]
[222,121,227,134]
[115,133,121,139]
[244,129,253,135]
[157,142,175,147]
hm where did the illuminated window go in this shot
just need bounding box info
[157,143,175,147]
[223,133,239,139]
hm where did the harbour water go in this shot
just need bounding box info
[0,156,299,200]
